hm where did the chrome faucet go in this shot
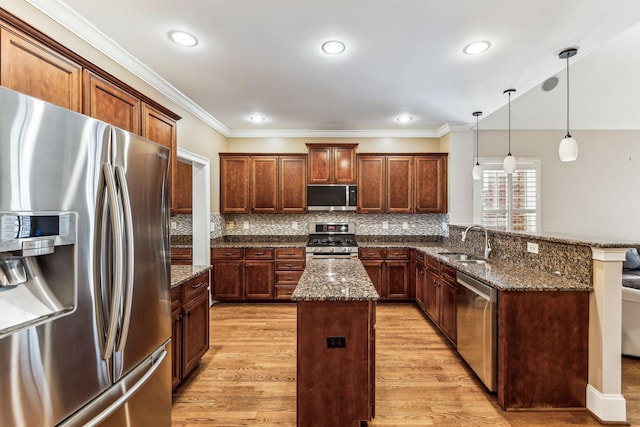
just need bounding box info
[461,224,492,259]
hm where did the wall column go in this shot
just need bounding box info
[587,247,627,422]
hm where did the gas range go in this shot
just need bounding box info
[305,222,358,259]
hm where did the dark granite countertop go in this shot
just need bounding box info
[292,259,380,301]
[171,265,212,289]
[210,240,307,249]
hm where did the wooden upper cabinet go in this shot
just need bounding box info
[279,155,307,214]
[84,70,141,133]
[0,27,82,112]
[141,103,178,213]
[357,155,385,213]
[307,144,357,184]
[175,160,193,214]
[386,156,414,213]
[250,156,278,214]
[220,155,250,214]
[415,154,448,213]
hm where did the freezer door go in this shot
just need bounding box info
[0,87,112,426]
[109,127,171,382]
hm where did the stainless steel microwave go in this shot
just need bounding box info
[307,185,357,211]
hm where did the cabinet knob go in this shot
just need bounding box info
[186,310,191,318]
[191,282,203,289]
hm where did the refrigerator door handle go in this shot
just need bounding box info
[57,347,168,427]
[101,163,124,360]
[114,165,134,353]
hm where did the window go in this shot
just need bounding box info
[474,158,540,232]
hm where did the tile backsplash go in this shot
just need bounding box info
[172,212,448,238]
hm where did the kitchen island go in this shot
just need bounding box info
[292,258,379,427]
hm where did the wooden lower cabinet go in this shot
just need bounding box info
[212,260,243,300]
[421,254,456,345]
[172,270,210,390]
[497,291,589,410]
[414,251,427,311]
[359,247,410,300]
[244,261,275,299]
[297,300,375,426]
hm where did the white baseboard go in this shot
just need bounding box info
[586,384,626,422]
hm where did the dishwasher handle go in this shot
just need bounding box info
[457,272,496,302]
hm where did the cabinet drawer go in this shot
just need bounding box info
[275,247,305,259]
[441,264,457,283]
[275,260,305,271]
[359,247,384,259]
[171,247,192,258]
[385,248,410,260]
[245,248,275,260]
[275,284,297,300]
[171,286,182,310]
[426,255,439,272]
[211,248,243,260]
[183,273,209,301]
[276,270,303,285]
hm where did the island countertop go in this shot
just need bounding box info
[291,258,380,301]
[171,265,212,289]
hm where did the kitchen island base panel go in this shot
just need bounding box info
[497,291,589,410]
[297,300,375,427]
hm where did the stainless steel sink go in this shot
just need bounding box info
[439,252,487,264]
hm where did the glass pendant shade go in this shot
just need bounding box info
[472,163,483,180]
[559,134,578,162]
[503,154,517,174]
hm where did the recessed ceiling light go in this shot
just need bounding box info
[249,115,266,123]
[321,40,346,55]
[168,30,198,47]
[463,40,491,55]
[396,115,413,123]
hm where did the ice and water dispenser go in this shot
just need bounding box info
[0,212,77,337]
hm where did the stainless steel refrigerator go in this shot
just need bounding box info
[0,86,172,426]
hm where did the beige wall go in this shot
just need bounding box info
[227,137,440,153]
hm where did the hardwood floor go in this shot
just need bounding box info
[172,303,640,426]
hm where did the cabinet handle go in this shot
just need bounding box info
[191,282,203,289]
[186,310,191,318]
[284,263,293,267]
[287,277,293,280]
[236,264,241,269]
[224,252,233,256]
[254,252,265,255]
[378,264,382,269]
[433,279,437,286]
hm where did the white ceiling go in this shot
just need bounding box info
[27,0,640,136]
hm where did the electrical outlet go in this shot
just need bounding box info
[327,336,346,348]
[382,221,389,230]
[226,221,235,229]
[243,221,249,230]
[171,221,177,230]
[402,222,408,230]
[292,221,298,229]
[210,221,216,231]
[527,242,539,254]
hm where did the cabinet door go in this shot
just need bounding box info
[141,103,178,213]
[357,156,385,213]
[220,155,250,213]
[279,155,307,213]
[182,289,210,377]
[385,261,409,299]
[424,268,440,322]
[386,156,414,213]
[0,27,82,112]
[333,146,356,184]
[415,155,448,213]
[250,156,278,213]
[212,261,243,300]
[83,70,141,133]
[440,278,457,344]
[244,261,275,299]
[415,264,426,311]
[174,160,193,214]
[361,260,384,298]
[171,306,183,389]
[308,146,331,184]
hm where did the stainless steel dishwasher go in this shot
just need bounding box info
[456,272,497,392]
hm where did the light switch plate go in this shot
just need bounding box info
[527,242,539,254]
[243,221,249,230]
[402,222,408,230]
[292,221,298,229]
[382,221,389,230]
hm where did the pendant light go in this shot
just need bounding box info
[472,111,483,180]
[503,89,517,174]
[558,48,578,162]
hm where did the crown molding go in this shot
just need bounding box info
[25,0,231,136]
[227,128,443,138]
[437,123,474,137]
